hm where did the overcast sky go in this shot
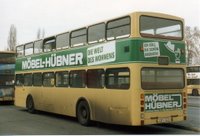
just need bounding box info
[0,0,200,51]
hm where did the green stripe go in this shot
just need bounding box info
[16,38,185,72]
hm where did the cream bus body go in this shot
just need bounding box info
[15,12,187,126]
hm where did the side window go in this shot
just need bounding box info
[70,70,86,88]
[24,42,33,56]
[43,72,55,87]
[16,45,24,57]
[106,68,130,89]
[34,40,43,54]
[70,28,87,47]
[87,69,105,88]
[106,16,131,40]
[56,71,69,87]
[88,23,105,44]
[56,32,69,49]
[16,74,24,86]
[43,37,56,52]
[187,67,200,72]
[33,73,42,86]
[24,73,32,86]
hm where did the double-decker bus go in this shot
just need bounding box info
[15,12,187,126]
[187,65,200,96]
[0,51,15,103]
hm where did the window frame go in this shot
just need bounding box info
[187,79,200,85]
[16,45,24,57]
[55,71,69,87]
[88,22,106,44]
[105,67,130,89]
[69,70,86,88]
[33,73,43,86]
[106,16,131,41]
[187,67,200,73]
[24,73,32,86]
[24,42,34,56]
[87,69,105,88]
[139,15,184,41]
[34,40,43,54]
[70,28,87,47]
[141,67,185,90]
[43,37,56,52]
[43,72,55,87]
[56,32,70,50]
[15,74,24,86]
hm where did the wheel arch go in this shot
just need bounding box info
[192,89,199,96]
[26,94,33,108]
[75,97,94,120]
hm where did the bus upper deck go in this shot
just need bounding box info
[16,12,185,69]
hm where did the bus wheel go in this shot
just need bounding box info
[192,89,199,96]
[76,100,91,126]
[26,95,35,113]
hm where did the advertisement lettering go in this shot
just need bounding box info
[22,52,83,70]
[87,41,116,66]
[145,93,182,112]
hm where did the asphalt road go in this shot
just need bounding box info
[0,96,199,135]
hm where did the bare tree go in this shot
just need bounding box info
[37,28,45,39]
[7,24,17,51]
[42,28,45,38]
[185,26,200,65]
[37,28,41,39]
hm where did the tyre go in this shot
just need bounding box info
[26,95,35,113]
[76,100,91,126]
[192,89,199,96]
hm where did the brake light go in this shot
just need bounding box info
[184,98,187,103]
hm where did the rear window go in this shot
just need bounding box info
[141,68,184,90]
[140,16,183,40]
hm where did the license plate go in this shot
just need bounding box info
[157,117,171,123]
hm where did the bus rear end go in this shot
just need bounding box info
[186,66,200,96]
[0,52,15,103]
[139,65,186,125]
[130,12,187,125]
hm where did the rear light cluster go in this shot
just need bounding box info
[140,94,145,125]
[183,92,187,120]
[183,92,187,109]
[140,94,144,112]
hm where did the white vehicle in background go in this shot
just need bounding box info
[187,65,200,96]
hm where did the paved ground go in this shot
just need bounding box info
[0,96,199,135]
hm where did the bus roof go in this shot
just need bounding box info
[0,51,16,54]
[134,12,184,20]
[187,65,200,67]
